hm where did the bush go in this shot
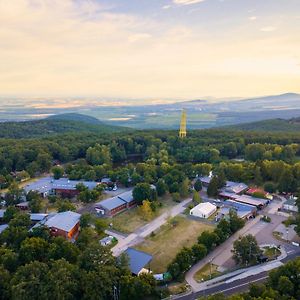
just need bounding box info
[171,192,180,202]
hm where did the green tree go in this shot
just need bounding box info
[194,179,203,192]
[10,261,49,300]
[80,213,93,228]
[198,231,219,252]
[192,191,202,204]
[156,179,167,197]
[19,237,49,264]
[232,234,262,266]
[133,183,153,205]
[207,176,219,198]
[180,178,190,198]
[51,166,64,179]
[86,144,111,166]
[94,218,108,235]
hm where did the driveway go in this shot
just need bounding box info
[111,197,192,256]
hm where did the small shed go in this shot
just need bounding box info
[124,248,153,276]
[190,202,217,219]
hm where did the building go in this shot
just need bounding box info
[199,176,248,194]
[247,188,273,200]
[16,201,30,210]
[24,177,99,198]
[124,248,153,276]
[190,202,217,219]
[30,213,48,223]
[39,211,81,240]
[95,190,135,217]
[219,200,257,220]
[219,192,268,209]
[283,198,298,213]
[222,181,248,195]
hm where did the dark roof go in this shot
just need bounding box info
[125,248,153,275]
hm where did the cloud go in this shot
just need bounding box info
[249,16,257,21]
[0,0,299,99]
[260,26,277,32]
[173,0,206,5]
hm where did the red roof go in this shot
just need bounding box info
[247,188,267,196]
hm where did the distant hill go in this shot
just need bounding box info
[0,114,127,139]
[47,113,103,125]
[225,117,300,132]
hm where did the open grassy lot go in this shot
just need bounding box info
[111,194,179,234]
[193,263,221,282]
[135,216,214,273]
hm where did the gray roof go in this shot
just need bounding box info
[44,211,81,232]
[95,190,134,210]
[118,191,133,203]
[24,177,98,194]
[125,248,153,275]
[95,196,125,210]
[0,224,8,234]
[0,209,6,218]
[220,200,256,218]
[284,198,297,206]
[30,213,48,222]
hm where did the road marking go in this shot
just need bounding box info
[287,250,294,254]
[217,276,269,294]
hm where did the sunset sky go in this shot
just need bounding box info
[0,0,300,101]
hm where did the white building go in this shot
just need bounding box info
[190,202,217,219]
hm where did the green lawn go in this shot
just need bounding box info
[135,216,214,273]
[193,263,221,282]
[263,246,281,260]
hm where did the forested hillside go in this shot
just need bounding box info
[0,114,126,139]
[225,117,300,132]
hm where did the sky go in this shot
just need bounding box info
[0,0,300,101]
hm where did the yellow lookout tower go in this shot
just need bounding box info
[179,109,187,138]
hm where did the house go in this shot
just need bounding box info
[219,200,257,220]
[100,235,115,246]
[283,198,298,213]
[124,248,153,276]
[41,211,81,240]
[190,202,217,219]
[24,177,99,198]
[94,190,135,217]
[199,176,212,188]
[16,201,30,210]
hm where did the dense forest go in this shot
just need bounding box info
[1,117,300,299]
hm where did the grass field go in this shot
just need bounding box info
[135,216,214,273]
[193,263,221,282]
[111,194,178,234]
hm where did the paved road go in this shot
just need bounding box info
[174,248,300,300]
[185,215,262,290]
[111,198,192,256]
